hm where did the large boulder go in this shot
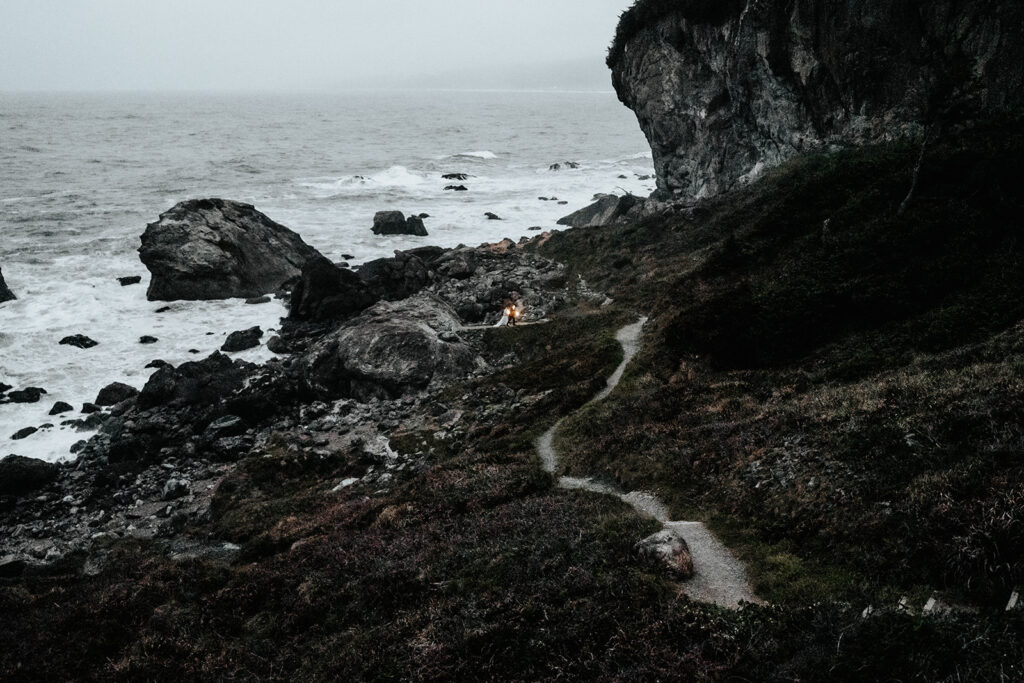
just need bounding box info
[289,255,379,322]
[609,0,1024,201]
[0,455,59,497]
[557,193,640,228]
[372,211,428,237]
[298,294,485,401]
[0,266,14,303]
[139,198,322,301]
[637,528,694,579]
[95,382,139,406]
[221,326,263,353]
[357,251,431,301]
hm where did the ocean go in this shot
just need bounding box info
[0,90,653,462]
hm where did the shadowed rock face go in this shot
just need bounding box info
[0,267,15,303]
[139,198,322,301]
[610,0,1024,201]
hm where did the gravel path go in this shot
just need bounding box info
[537,317,761,608]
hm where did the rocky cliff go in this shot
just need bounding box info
[609,0,1024,201]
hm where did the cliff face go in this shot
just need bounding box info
[610,0,1024,201]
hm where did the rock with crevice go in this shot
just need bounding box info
[139,198,322,301]
[610,0,1024,201]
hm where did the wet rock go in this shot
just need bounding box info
[145,360,171,370]
[0,455,59,495]
[266,336,289,354]
[139,335,158,344]
[371,211,428,237]
[137,353,250,412]
[221,326,263,352]
[117,276,142,286]
[0,266,15,303]
[610,0,1024,200]
[289,255,378,322]
[557,193,640,228]
[299,294,485,401]
[7,387,47,404]
[441,173,470,181]
[11,426,38,440]
[59,334,99,349]
[444,185,469,191]
[139,198,322,301]
[484,212,503,220]
[245,296,271,305]
[49,401,74,416]
[95,382,139,407]
[357,251,431,301]
[637,529,694,579]
[548,161,579,171]
[81,402,101,414]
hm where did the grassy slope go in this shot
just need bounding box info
[544,118,1024,607]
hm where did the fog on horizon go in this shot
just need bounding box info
[0,0,636,92]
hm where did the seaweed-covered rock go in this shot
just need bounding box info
[139,198,321,301]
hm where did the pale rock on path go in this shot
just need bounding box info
[537,317,761,608]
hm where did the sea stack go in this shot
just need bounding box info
[139,198,322,301]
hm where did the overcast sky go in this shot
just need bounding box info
[0,0,635,91]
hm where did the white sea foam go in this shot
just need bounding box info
[0,90,654,462]
[448,150,498,160]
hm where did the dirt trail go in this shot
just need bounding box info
[537,318,761,608]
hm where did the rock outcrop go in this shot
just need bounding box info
[139,199,321,301]
[372,211,428,237]
[0,456,59,497]
[0,267,15,303]
[609,0,1024,201]
[557,193,640,228]
[288,255,378,322]
[221,327,263,353]
[299,294,484,401]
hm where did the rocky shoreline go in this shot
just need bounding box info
[0,198,592,578]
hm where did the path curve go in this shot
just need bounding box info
[537,317,761,608]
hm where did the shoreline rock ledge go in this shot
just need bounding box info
[139,198,322,301]
[0,266,15,303]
